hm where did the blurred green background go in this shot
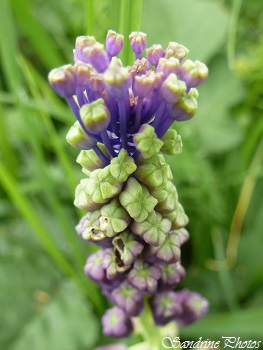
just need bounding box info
[0,0,263,349]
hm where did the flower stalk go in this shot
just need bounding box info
[48,29,209,348]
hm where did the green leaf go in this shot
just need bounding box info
[131,211,171,246]
[135,154,173,188]
[119,177,158,222]
[86,165,123,203]
[133,124,164,159]
[161,129,183,156]
[110,148,137,182]
[100,198,131,237]
[11,280,99,350]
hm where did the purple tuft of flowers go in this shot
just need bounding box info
[48,30,209,339]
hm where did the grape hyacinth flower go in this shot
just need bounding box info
[48,30,209,340]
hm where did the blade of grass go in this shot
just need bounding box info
[85,0,95,35]
[10,0,65,69]
[118,0,131,65]
[0,163,104,315]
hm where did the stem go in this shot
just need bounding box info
[136,297,162,350]
[227,0,242,70]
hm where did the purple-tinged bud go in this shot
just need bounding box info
[74,36,97,62]
[129,31,147,56]
[167,92,198,121]
[48,64,76,98]
[84,250,105,282]
[157,57,180,79]
[127,260,161,293]
[160,74,187,104]
[102,248,130,280]
[74,61,94,88]
[102,307,133,338]
[129,58,151,79]
[83,42,110,73]
[133,74,155,98]
[95,345,127,350]
[103,58,131,99]
[159,262,186,290]
[165,42,189,61]
[175,227,190,245]
[146,44,165,66]
[145,230,181,264]
[150,291,183,326]
[180,60,208,88]
[113,231,144,266]
[176,289,209,326]
[88,72,105,93]
[106,30,124,57]
[80,98,111,134]
[111,281,144,316]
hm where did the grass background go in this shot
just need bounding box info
[0,0,263,348]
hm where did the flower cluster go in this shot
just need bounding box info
[49,30,209,338]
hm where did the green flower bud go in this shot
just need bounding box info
[80,98,110,134]
[133,124,164,159]
[161,129,183,156]
[100,198,131,237]
[110,149,137,182]
[76,144,108,175]
[66,121,97,149]
[135,154,173,188]
[86,165,123,203]
[119,177,158,222]
[74,178,104,211]
[131,211,171,246]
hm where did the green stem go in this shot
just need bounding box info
[227,0,242,70]
[136,297,162,350]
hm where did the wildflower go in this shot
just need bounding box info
[49,30,209,338]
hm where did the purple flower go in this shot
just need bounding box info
[176,289,209,326]
[150,291,183,326]
[127,259,162,293]
[158,261,186,290]
[102,306,133,338]
[48,31,208,163]
[111,281,144,316]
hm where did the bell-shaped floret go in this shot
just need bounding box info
[146,44,165,67]
[131,211,171,247]
[151,181,179,214]
[113,230,144,266]
[102,306,133,338]
[110,149,137,182]
[159,262,186,290]
[135,154,173,188]
[165,42,189,61]
[66,121,97,149]
[127,259,161,293]
[133,124,164,159]
[76,144,107,175]
[111,281,144,317]
[99,198,131,237]
[106,30,124,57]
[85,165,123,204]
[74,178,104,211]
[80,98,111,134]
[48,64,76,97]
[119,177,158,222]
[150,291,183,326]
[160,74,186,104]
[161,129,183,156]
